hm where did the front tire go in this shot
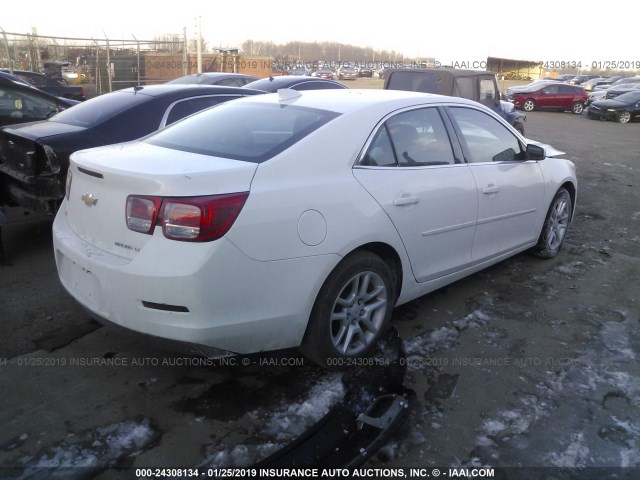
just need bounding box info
[533,188,572,258]
[617,111,631,124]
[301,251,395,367]
[571,102,585,115]
[522,99,536,112]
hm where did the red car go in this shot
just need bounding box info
[507,83,588,114]
[312,69,335,80]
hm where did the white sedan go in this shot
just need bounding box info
[53,89,577,366]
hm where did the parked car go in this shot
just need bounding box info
[0,75,78,127]
[594,76,640,91]
[507,83,587,114]
[288,66,309,76]
[0,71,33,88]
[568,74,598,85]
[581,77,609,92]
[377,67,392,79]
[594,76,624,87]
[242,76,347,92]
[542,74,575,82]
[312,69,335,80]
[504,80,562,98]
[1,69,86,101]
[337,66,357,80]
[53,89,576,366]
[270,66,289,76]
[0,85,263,215]
[587,90,607,106]
[167,72,259,87]
[356,67,373,78]
[605,83,640,99]
[384,68,526,134]
[587,90,640,124]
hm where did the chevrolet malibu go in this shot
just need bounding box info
[53,90,577,366]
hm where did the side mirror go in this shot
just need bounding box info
[526,144,545,160]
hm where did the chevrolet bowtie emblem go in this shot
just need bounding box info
[81,193,98,206]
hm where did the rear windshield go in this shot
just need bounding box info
[50,90,147,127]
[387,71,449,94]
[145,101,340,163]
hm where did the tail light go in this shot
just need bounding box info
[125,193,249,242]
[126,195,162,234]
[65,169,73,201]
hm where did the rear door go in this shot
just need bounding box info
[353,106,478,283]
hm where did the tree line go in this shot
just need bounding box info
[240,40,408,63]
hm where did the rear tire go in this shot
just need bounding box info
[301,251,395,368]
[533,188,572,258]
[571,102,585,115]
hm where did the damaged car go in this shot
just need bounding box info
[0,85,262,215]
[53,89,577,367]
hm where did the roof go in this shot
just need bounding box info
[240,88,480,115]
[242,76,346,92]
[112,84,262,97]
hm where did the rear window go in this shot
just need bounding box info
[387,72,448,94]
[146,101,340,163]
[50,90,148,127]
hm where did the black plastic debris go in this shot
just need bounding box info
[253,328,416,469]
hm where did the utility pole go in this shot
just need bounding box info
[196,16,202,73]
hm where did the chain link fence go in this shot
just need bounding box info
[1,30,272,98]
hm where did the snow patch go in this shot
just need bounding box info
[200,373,345,467]
[546,433,591,467]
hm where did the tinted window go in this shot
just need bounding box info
[542,85,560,94]
[0,85,61,122]
[164,95,241,125]
[387,72,449,94]
[147,102,340,163]
[454,77,474,99]
[560,85,579,94]
[50,90,149,127]
[292,81,345,91]
[360,108,455,167]
[479,78,498,105]
[215,78,246,87]
[448,107,524,163]
[360,126,396,167]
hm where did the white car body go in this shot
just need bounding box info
[53,89,577,361]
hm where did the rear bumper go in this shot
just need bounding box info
[53,202,340,354]
[0,164,63,213]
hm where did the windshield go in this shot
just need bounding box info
[146,101,340,163]
[50,90,148,127]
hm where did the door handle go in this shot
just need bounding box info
[393,195,420,206]
[482,185,499,194]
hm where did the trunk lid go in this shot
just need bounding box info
[65,141,257,259]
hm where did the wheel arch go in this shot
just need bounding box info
[345,241,404,304]
[560,181,577,220]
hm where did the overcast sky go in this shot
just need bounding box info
[4,1,638,69]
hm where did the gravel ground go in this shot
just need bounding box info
[0,106,638,479]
